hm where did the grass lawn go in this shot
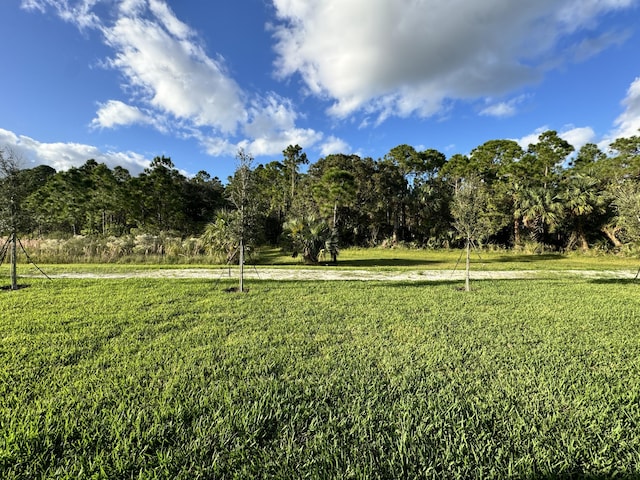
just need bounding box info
[1,272,640,478]
[3,247,640,277]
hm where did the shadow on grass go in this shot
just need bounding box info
[372,280,462,288]
[589,279,639,285]
[0,284,31,291]
[487,253,566,264]
[255,248,569,268]
[534,473,640,480]
[251,255,441,268]
[360,279,512,288]
[328,258,442,268]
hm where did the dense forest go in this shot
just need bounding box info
[1,130,640,262]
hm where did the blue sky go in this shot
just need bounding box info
[1,0,640,180]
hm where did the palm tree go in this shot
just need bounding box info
[200,210,239,263]
[518,187,562,245]
[558,174,606,251]
[283,216,332,264]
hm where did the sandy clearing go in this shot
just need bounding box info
[36,268,638,281]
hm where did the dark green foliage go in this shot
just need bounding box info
[282,216,331,263]
[613,182,640,243]
[20,158,226,237]
[6,130,640,252]
[0,148,27,234]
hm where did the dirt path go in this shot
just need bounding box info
[40,268,638,281]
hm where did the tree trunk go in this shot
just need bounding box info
[601,226,623,248]
[514,218,521,247]
[239,238,244,292]
[578,230,589,252]
[10,231,18,290]
[392,209,399,245]
[465,238,471,292]
[291,169,295,204]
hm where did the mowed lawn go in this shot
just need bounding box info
[1,274,640,479]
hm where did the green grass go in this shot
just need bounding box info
[3,247,639,277]
[246,246,640,270]
[336,247,640,271]
[2,275,640,478]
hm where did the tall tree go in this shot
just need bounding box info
[571,143,607,171]
[253,161,288,243]
[14,164,55,234]
[312,167,356,262]
[516,187,562,245]
[184,170,226,235]
[612,181,640,246]
[282,144,308,213]
[468,139,524,185]
[25,166,90,235]
[609,135,640,180]
[140,156,187,232]
[526,130,574,189]
[0,148,26,289]
[558,174,607,251]
[227,149,258,292]
[451,176,495,291]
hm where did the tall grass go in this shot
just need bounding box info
[5,235,640,269]
[2,277,640,478]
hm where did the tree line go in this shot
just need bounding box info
[2,130,640,262]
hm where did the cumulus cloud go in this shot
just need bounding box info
[514,125,596,151]
[239,94,323,156]
[0,127,150,173]
[319,136,351,157]
[272,0,636,120]
[610,77,640,140]
[480,95,531,118]
[515,127,550,150]
[19,0,638,164]
[22,0,325,158]
[22,0,100,29]
[91,100,156,129]
[517,76,640,155]
[560,126,597,151]
[480,103,518,118]
[101,11,246,134]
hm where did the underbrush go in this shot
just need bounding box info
[2,278,640,478]
[4,235,640,268]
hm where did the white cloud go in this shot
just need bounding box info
[22,0,100,29]
[569,30,630,62]
[554,0,636,30]
[147,0,191,40]
[319,136,350,156]
[514,127,550,149]
[272,0,637,120]
[514,125,595,151]
[0,128,150,173]
[481,95,531,118]
[559,126,596,150]
[611,77,640,140]
[91,100,155,129]
[480,102,517,118]
[102,13,246,134]
[119,0,145,16]
[22,0,325,161]
[240,93,324,156]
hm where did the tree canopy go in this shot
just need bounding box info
[5,132,640,260]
